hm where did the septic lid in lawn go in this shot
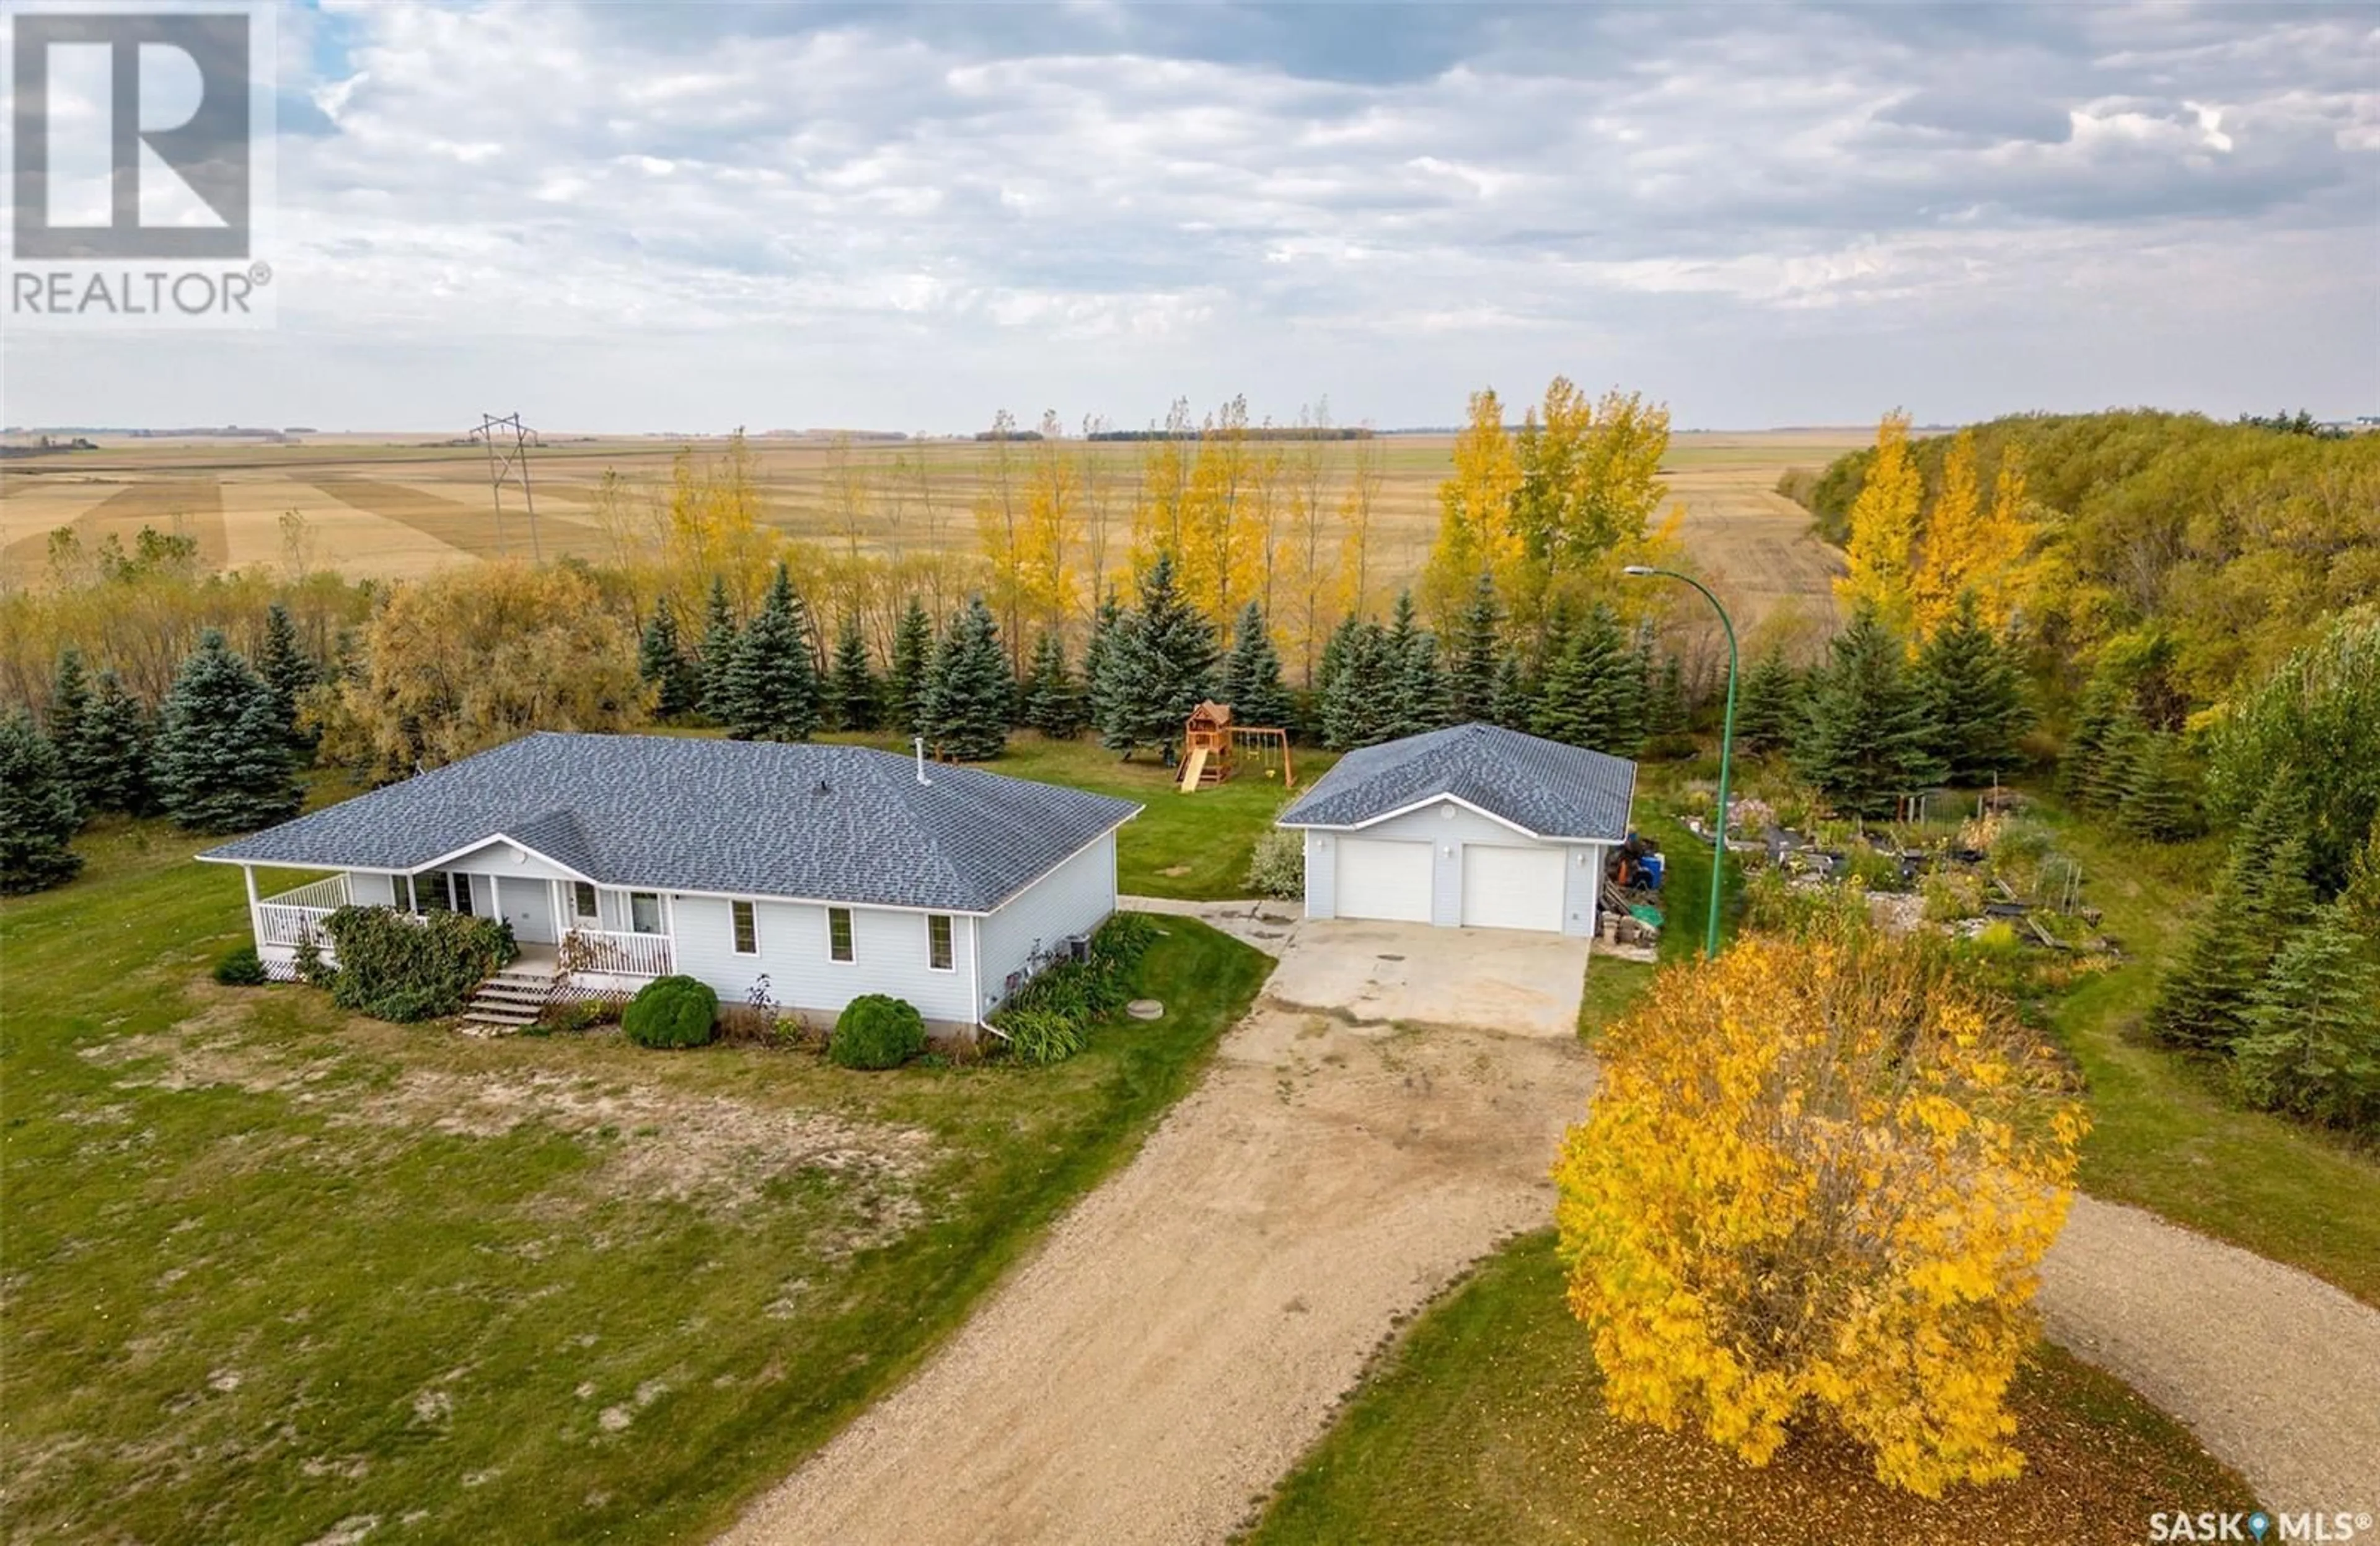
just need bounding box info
[1126,999,1165,1020]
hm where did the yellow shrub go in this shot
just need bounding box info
[1552,934,2086,1496]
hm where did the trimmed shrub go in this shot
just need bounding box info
[316,905,514,1022]
[1245,827,1305,899]
[212,943,268,986]
[831,994,926,1069]
[624,974,718,1049]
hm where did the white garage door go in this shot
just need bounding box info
[1334,838,1435,923]
[1460,844,1566,932]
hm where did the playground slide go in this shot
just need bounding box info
[1177,748,1209,793]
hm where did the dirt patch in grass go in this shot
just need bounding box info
[85,1010,935,1219]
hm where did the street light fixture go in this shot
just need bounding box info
[1622,565,1738,960]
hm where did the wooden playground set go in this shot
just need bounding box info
[1176,701,1295,794]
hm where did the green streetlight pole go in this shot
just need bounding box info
[1623,565,1738,960]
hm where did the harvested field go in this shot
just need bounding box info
[2,428,1861,622]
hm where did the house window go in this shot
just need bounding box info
[572,881,599,922]
[449,873,475,916]
[927,914,954,972]
[732,900,758,955]
[629,892,663,935]
[827,907,854,963]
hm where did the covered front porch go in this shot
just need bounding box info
[239,860,676,989]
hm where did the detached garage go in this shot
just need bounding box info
[1277,723,1636,940]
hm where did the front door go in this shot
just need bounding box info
[498,875,557,944]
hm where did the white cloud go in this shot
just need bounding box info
[9,2,2375,430]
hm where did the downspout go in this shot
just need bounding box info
[968,915,1011,1044]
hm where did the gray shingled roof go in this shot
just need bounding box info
[201,733,1140,913]
[1278,722,1634,841]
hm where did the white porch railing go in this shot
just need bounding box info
[257,903,336,949]
[558,928,672,979]
[267,875,350,910]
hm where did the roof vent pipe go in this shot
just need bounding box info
[914,736,932,787]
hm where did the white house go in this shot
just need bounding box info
[200,733,1140,1031]
[1276,722,1636,937]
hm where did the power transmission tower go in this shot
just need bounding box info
[470,412,544,560]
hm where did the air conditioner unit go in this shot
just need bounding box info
[1067,935,1091,965]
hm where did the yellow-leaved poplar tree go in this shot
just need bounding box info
[1836,410,1923,638]
[1910,428,1981,639]
[1553,933,2086,1498]
[1972,442,2034,634]
[1422,387,1523,622]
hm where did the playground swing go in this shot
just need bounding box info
[1176,701,1295,793]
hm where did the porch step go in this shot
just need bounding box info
[457,961,561,1036]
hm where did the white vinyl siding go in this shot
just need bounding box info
[977,831,1119,1012]
[668,894,978,1023]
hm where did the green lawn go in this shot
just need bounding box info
[1244,1234,2253,1546]
[0,819,1271,1544]
[2027,809,2380,1305]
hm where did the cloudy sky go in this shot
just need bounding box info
[9,1,2377,432]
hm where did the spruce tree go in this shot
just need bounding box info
[73,669,154,817]
[829,616,880,733]
[2150,784,2315,1051]
[2232,903,2380,1129]
[49,648,114,810]
[1377,591,1450,740]
[1912,593,2027,785]
[0,712,82,893]
[1489,650,1533,731]
[46,648,92,784]
[920,596,1013,760]
[1533,605,1637,755]
[1315,614,1362,702]
[2058,676,2126,802]
[258,602,319,750]
[888,598,936,738]
[154,630,301,833]
[1791,606,1945,818]
[1322,621,1391,751]
[637,596,700,719]
[1023,632,1088,739]
[1104,552,1218,757]
[1219,602,1294,730]
[2084,714,2148,813]
[1085,590,1136,754]
[2118,732,2201,842]
[720,563,821,742]
[1450,572,1502,723]
[1646,653,1689,743]
[698,576,740,723]
[1735,650,1802,756]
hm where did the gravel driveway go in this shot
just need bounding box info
[2042,1196,2380,1514]
[716,909,1600,1545]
